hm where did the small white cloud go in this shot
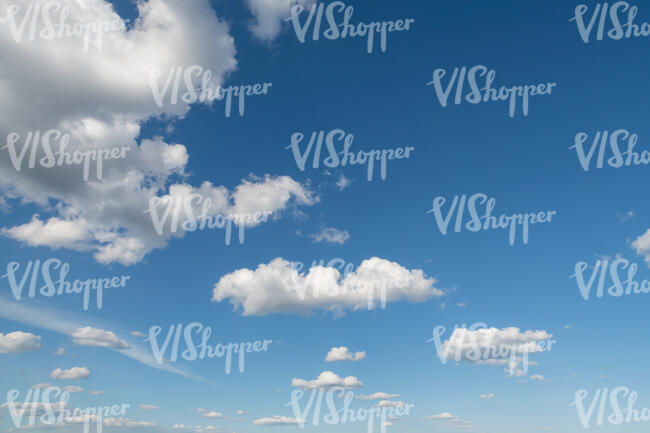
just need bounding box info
[236,410,250,415]
[253,416,301,426]
[291,371,362,390]
[479,393,494,399]
[71,327,130,350]
[51,367,91,380]
[325,347,366,362]
[310,227,350,244]
[0,331,41,353]
[55,347,66,356]
[32,383,52,389]
[456,302,466,307]
[530,374,545,381]
[425,412,455,420]
[632,229,650,265]
[130,331,146,337]
[336,175,351,191]
[617,210,635,222]
[140,404,160,411]
[356,392,399,400]
[64,386,83,393]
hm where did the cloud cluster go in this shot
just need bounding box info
[0,0,314,266]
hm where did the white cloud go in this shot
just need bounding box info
[617,210,635,222]
[236,410,250,415]
[71,327,130,350]
[253,416,301,426]
[130,331,146,337]
[632,229,650,265]
[356,392,399,400]
[479,393,494,399]
[89,390,105,395]
[213,257,443,316]
[425,413,455,420]
[530,374,545,381]
[197,409,225,419]
[310,227,350,244]
[436,326,553,367]
[375,400,409,408]
[336,175,351,191]
[140,404,160,411]
[103,417,156,428]
[325,346,365,362]
[291,371,362,390]
[55,347,66,355]
[64,386,83,393]
[245,0,314,41]
[0,331,41,353]
[50,367,91,380]
[31,383,52,389]
[0,0,315,267]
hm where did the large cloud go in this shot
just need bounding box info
[0,0,312,266]
[213,257,443,316]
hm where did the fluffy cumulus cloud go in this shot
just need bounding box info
[325,346,365,362]
[291,371,363,390]
[310,227,350,244]
[245,0,314,40]
[0,331,41,353]
[253,415,301,426]
[71,327,130,350]
[435,325,553,370]
[632,229,650,265]
[50,366,91,380]
[0,0,314,266]
[213,257,443,316]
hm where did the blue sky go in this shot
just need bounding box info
[1,0,650,432]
